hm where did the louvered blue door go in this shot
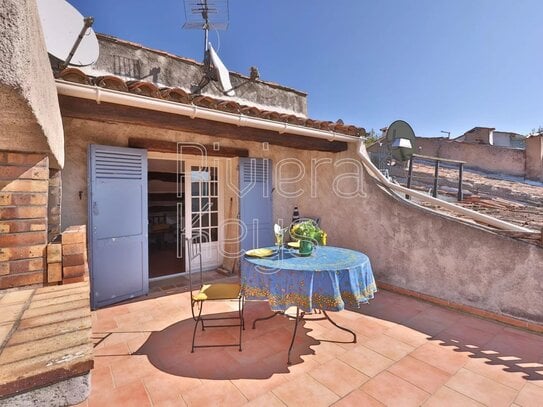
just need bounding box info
[89,145,148,309]
[239,158,273,251]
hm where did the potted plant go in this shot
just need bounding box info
[290,219,327,256]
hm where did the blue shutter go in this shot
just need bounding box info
[88,145,148,309]
[239,158,273,251]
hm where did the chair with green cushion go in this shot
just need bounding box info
[186,235,244,352]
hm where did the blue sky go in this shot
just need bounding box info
[69,0,543,138]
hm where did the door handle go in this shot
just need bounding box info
[92,201,99,215]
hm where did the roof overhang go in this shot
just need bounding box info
[56,80,362,153]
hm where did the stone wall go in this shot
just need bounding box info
[0,151,49,289]
[61,117,543,325]
[414,137,526,177]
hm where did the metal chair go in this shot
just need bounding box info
[186,235,244,352]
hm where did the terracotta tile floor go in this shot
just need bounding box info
[79,282,543,406]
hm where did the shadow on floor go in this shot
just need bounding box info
[131,301,321,379]
[358,290,543,382]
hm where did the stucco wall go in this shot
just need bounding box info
[60,117,350,272]
[415,137,526,176]
[334,163,543,324]
[526,135,543,182]
[0,0,64,168]
[77,35,307,117]
[62,117,543,325]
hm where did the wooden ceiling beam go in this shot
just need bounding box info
[129,137,248,157]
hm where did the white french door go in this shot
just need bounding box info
[184,159,223,271]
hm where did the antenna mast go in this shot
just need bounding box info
[183,0,231,94]
[184,0,229,56]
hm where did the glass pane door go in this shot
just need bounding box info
[190,166,219,243]
[186,163,221,271]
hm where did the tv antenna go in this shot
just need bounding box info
[36,0,99,69]
[183,0,237,96]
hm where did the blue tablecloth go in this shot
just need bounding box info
[241,246,377,312]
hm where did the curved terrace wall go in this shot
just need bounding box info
[329,155,543,325]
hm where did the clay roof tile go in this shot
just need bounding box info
[126,81,161,98]
[160,87,190,104]
[284,115,307,126]
[345,125,362,136]
[215,100,240,113]
[95,75,129,92]
[191,95,217,108]
[57,68,91,85]
[239,105,262,117]
[305,119,322,129]
[333,122,348,133]
[62,71,364,137]
[261,111,282,121]
[319,121,335,131]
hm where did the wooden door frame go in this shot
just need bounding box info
[147,151,226,276]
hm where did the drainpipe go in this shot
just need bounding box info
[56,80,534,233]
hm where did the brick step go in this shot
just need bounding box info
[8,317,91,346]
[0,272,44,289]
[0,282,93,398]
[18,306,90,330]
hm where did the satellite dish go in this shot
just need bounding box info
[385,120,416,162]
[36,0,99,67]
[208,43,234,96]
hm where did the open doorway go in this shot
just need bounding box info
[148,158,184,279]
[147,153,226,280]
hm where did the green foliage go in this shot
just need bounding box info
[529,125,543,136]
[364,128,381,147]
[290,220,327,245]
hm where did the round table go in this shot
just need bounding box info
[241,246,377,312]
[241,246,377,364]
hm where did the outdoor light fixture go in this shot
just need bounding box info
[391,138,412,149]
[390,137,413,162]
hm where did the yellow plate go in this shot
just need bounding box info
[287,241,300,248]
[246,248,275,258]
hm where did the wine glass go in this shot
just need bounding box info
[274,223,284,252]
